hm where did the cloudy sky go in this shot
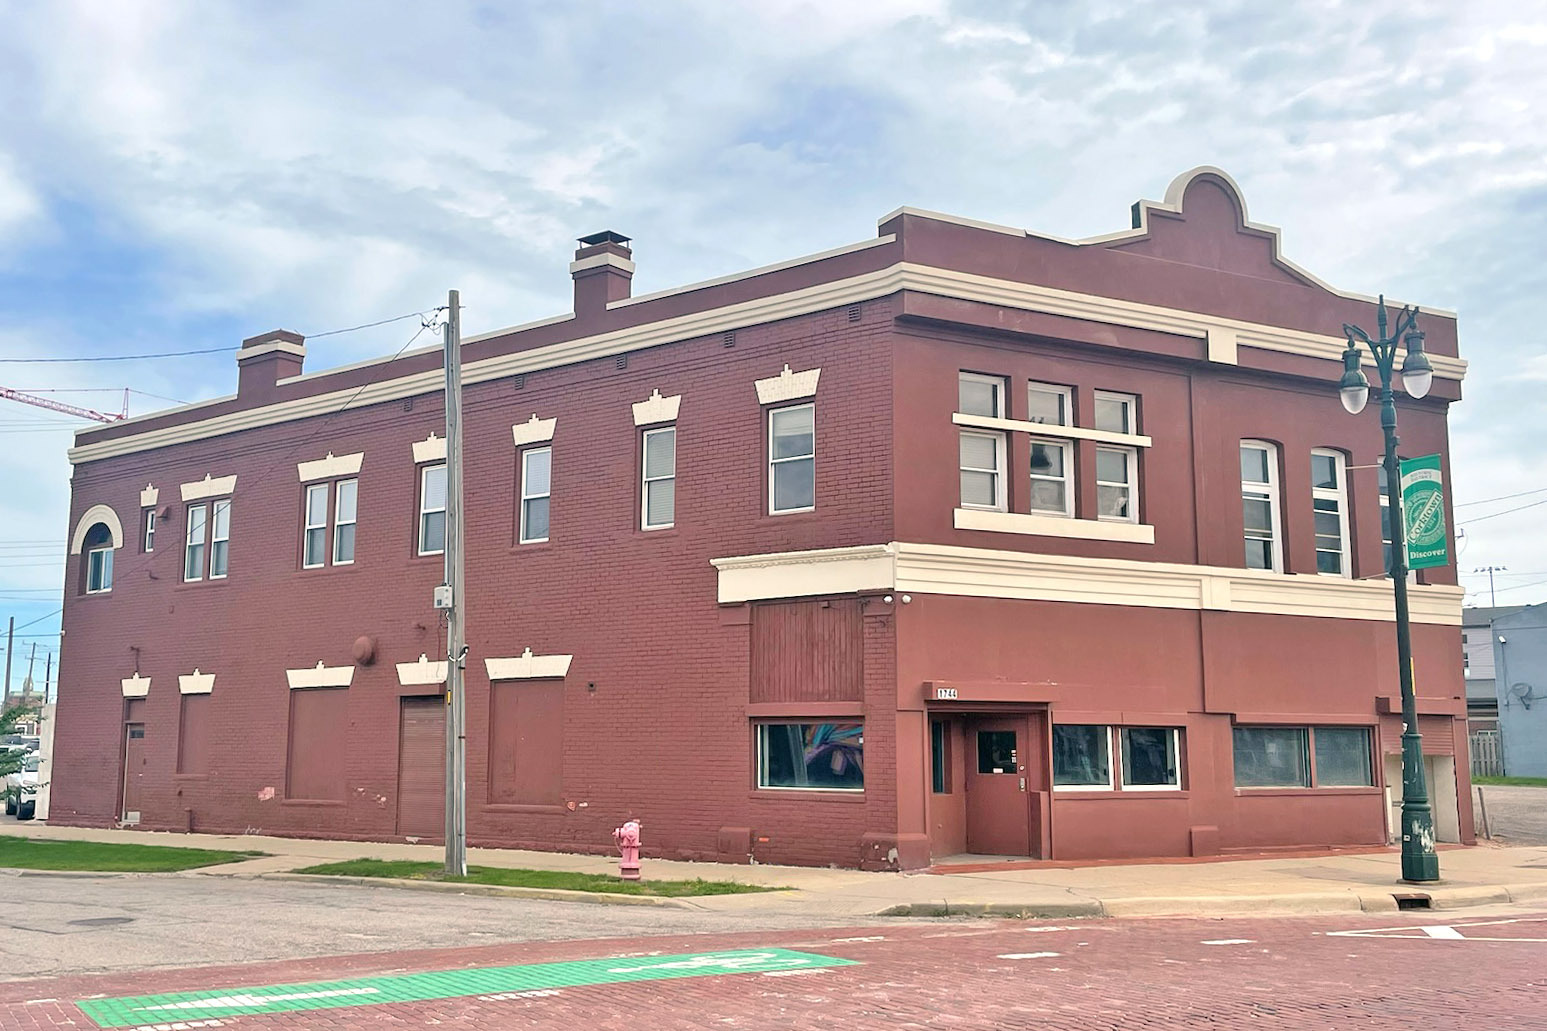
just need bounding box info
[2,0,1545,683]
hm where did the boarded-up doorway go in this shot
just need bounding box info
[121,708,145,825]
[397,696,445,838]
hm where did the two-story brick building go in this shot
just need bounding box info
[50,168,1471,869]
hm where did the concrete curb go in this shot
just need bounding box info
[257,872,700,908]
[876,901,1104,919]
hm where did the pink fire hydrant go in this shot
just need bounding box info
[614,819,642,881]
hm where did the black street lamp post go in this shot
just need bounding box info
[1338,295,1439,883]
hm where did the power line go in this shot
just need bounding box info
[1458,497,1547,527]
[1454,486,1547,509]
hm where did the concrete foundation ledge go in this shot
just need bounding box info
[876,901,1104,919]
[260,872,696,909]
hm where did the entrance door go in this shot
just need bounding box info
[121,723,145,824]
[965,716,1031,856]
[397,697,446,838]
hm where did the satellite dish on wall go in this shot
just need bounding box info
[1509,682,1535,710]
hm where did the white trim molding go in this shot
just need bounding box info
[632,388,682,427]
[238,340,306,361]
[397,653,449,687]
[178,669,215,695]
[569,252,636,275]
[70,253,1463,466]
[70,504,124,554]
[297,451,364,482]
[710,541,1464,625]
[511,414,558,448]
[180,474,237,502]
[412,432,446,464]
[954,508,1156,544]
[121,674,151,698]
[286,662,355,689]
[755,364,821,405]
[485,648,573,681]
[952,412,1152,449]
[1207,327,1239,365]
[140,484,159,508]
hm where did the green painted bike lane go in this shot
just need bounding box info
[77,947,856,1027]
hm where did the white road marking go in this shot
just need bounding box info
[1020,926,1082,933]
[762,969,830,977]
[1201,939,1255,946]
[477,990,561,1001]
[1421,926,1465,939]
[996,952,1061,960]
[829,935,886,943]
[1331,917,1547,942]
[134,988,380,1012]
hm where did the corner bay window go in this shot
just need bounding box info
[756,722,863,791]
[1232,725,1373,788]
[1053,725,1182,790]
[769,403,815,514]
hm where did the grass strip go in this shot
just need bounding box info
[0,835,262,872]
[295,858,782,896]
[1474,775,1547,788]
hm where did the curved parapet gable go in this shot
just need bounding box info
[69,504,124,555]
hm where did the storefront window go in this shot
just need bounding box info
[756,722,863,791]
[1313,727,1373,786]
[1233,727,1310,787]
[1120,728,1180,788]
[1053,725,1111,788]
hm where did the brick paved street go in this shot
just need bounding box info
[3,910,1544,1029]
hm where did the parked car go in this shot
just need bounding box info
[5,754,39,819]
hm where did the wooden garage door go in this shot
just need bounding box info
[397,697,445,838]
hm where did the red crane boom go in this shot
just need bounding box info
[0,387,127,423]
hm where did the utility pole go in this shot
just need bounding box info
[1475,565,1507,608]
[442,290,468,877]
[24,644,35,702]
[3,616,12,709]
[43,652,52,703]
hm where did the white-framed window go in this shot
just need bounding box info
[1028,438,1072,516]
[958,372,1006,419]
[641,427,676,530]
[210,499,230,579]
[333,479,358,565]
[1095,446,1138,522]
[303,484,329,569]
[958,373,1007,512]
[1052,725,1112,790]
[1310,448,1350,577]
[1120,727,1181,790]
[184,503,207,582]
[142,509,155,553]
[1241,440,1282,572]
[1026,382,1072,426]
[86,542,113,594]
[418,464,447,556]
[520,446,552,544]
[1093,390,1137,434]
[756,721,863,791]
[959,431,1006,511]
[769,403,815,515]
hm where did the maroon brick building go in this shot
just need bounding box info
[52,168,1471,869]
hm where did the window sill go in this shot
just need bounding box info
[281,798,347,808]
[174,578,229,591]
[483,803,568,816]
[952,411,1153,448]
[749,789,866,803]
[954,508,1156,544]
[1234,786,1380,797]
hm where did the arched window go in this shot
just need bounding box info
[82,523,114,594]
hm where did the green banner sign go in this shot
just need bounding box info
[1400,453,1448,570]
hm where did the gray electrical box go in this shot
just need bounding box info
[433,584,453,609]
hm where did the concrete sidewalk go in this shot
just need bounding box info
[8,820,1547,919]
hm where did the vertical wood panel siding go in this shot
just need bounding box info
[750,598,865,703]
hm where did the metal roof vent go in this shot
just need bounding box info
[578,230,632,247]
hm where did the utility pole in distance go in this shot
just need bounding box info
[3,616,12,708]
[441,290,468,877]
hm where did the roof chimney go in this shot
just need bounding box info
[237,329,306,401]
[571,230,633,317]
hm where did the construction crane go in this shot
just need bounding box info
[0,387,127,423]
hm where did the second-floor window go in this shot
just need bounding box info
[142,509,155,553]
[1241,441,1281,572]
[185,499,230,581]
[769,403,815,514]
[1310,449,1349,577]
[303,479,358,568]
[418,464,446,556]
[642,427,675,530]
[520,447,551,543]
[1096,446,1137,522]
[959,373,1007,511]
[83,523,114,594]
